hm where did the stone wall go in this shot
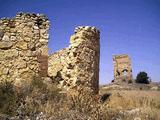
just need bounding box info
[49,26,100,94]
[113,54,132,82]
[0,13,49,86]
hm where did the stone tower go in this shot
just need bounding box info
[113,54,132,82]
[0,13,49,86]
[48,26,100,94]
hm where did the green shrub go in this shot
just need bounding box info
[136,72,150,84]
[30,76,61,99]
[158,87,160,91]
[31,76,47,91]
[0,80,18,115]
[128,79,133,84]
[23,76,62,117]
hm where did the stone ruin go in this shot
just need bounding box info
[48,26,100,94]
[0,13,100,94]
[113,54,132,82]
[0,13,49,86]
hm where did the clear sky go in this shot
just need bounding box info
[0,0,160,84]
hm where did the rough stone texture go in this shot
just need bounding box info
[0,13,49,86]
[49,26,100,94]
[113,54,132,82]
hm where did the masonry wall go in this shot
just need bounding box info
[49,26,100,94]
[0,13,49,86]
[113,54,132,82]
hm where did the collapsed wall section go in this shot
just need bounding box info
[0,13,49,86]
[49,26,100,94]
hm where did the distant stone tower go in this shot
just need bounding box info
[113,54,132,82]
[48,26,100,94]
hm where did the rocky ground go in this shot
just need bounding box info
[100,81,160,91]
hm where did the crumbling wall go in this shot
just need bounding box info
[49,26,100,94]
[113,54,132,82]
[48,48,69,80]
[0,13,49,86]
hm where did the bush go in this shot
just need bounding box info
[31,76,47,91]
[100,93,111,103]
[20,76,62,118]
[68,88,106,120]
[30,76,61,100]
[136,72,150,84]
[0,80,18,115]
[128,79,133,84]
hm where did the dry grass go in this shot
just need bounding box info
[13,78,106,119]
[0,78,160,120]
[102,90,160,109]
[67,88,105,120]
[100,89,160,120]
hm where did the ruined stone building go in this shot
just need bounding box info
[113,54,132,82]
[49,26,100,94]
[0,13,100,94]
[0,13,49,86]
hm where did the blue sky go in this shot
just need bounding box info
[0,0,160,84]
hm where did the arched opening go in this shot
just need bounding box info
[122,69,128,77]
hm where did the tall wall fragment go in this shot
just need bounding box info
[113,54,132,82]
[0,13,49,86]
[49,26,100,94]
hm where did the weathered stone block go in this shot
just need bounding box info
[0,30,4,38]
[2,35,10,41]
[0,49,18,60]
[14,58,27,69]
[16,41,28,50]
[0,41,13,49]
